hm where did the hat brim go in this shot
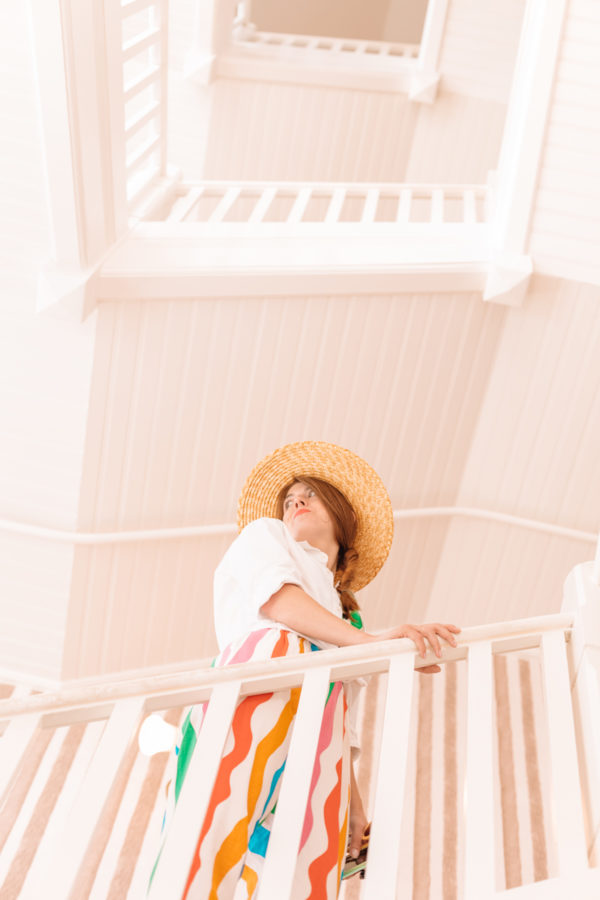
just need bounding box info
[237,441,393,591]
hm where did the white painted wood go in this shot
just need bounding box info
[27,0,81,265]
[417,0,448,75]
[540,631,588,874]
[361,188,380,224]
[463,189,477,224]
[208,186,242,223]
[257,667,332,899]
[0,713,40,801]
[123,65,161,102]
[122,0,157,18]
[0,725,67,885]
[148,681,241,899]
[22,719,106,899]
[127,135,161,174]
[491,0,569,256]
[362,654,415,900]
[248,187,277,223]
[431,188,444,224]
[324,188,347,224]
[48,697,145,897]
[464,641,495,900]
[122,27,161,62]
[125,101,161,139]
[167,187,205,222]
[287,187,313,223]
[158,0,169,175]
[397,188,412,222]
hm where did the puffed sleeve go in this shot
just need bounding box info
[213,518,304,649]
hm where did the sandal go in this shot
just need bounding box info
[341,823,371,880]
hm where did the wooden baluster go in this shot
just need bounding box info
[362,654,415,900]
[208,186,242,223]
[257,667,332,899]
[149,681,241,899]
[541,631,588,874]
[464,641,495,900]
[396,188,412,223]
[287,187,313,224]
[431,188,444,224]
[324,188,347,224]
[248,187,277,224]
[463,189,477,224]
[361,189,380,224]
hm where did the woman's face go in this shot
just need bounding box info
[281,481,338,548]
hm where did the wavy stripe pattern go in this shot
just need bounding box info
[151,628,350,899]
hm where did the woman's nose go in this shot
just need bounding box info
[294,496,306,507]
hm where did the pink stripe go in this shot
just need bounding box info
[228,629,272,665]
[299,681,342,851]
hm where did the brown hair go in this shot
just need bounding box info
[276,475,360,620]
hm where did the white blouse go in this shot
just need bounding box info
[213,517,364,754]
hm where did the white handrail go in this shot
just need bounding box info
[0,614,574,719]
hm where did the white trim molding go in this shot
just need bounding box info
[484,0,569,307]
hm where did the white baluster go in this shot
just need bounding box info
[463,189,477,224]
[361,189,380,224]
[324,188,346,224]
[257,667,332,899]
[363,653,415,900]
[396,188,412,223]
[148,680,241,899]
[287,187,313,224]
[0,712,40,801]
[541,631,588,875]
[464,641,495,900]
[431,188,444,224]
[248,187,277,224]
[49,696,146,897]
[208,186,242,223]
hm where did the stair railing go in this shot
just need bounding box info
[4,611,600,898]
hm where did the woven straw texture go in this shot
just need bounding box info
[237,441,393,590]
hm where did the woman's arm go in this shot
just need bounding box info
[260,583,460,655]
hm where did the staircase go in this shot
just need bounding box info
[2,560,600,896]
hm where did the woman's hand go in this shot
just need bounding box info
[374,622,461,673]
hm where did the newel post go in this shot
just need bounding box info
[562,551,600,865]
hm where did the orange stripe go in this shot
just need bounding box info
[337,799,349,885]
[183,692,272,897]
[248,687,301,815]
[307,757,344,900]
[241,863,259,897]
[203,689,302,897]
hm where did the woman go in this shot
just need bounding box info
[151,441,460,899]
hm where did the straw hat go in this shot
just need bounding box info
[237,441,393,590]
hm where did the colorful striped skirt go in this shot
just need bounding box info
[151,627,351,899]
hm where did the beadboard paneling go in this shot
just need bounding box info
[439,0,526,102]
[64,291,506,678]
[200,79,419,182]
[529,0,600,287]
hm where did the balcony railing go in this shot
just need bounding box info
[3,591,600,898]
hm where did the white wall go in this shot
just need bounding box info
[0,1,97,682]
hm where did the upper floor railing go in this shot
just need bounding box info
[30,0,569,319]
[3,584,600,898]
